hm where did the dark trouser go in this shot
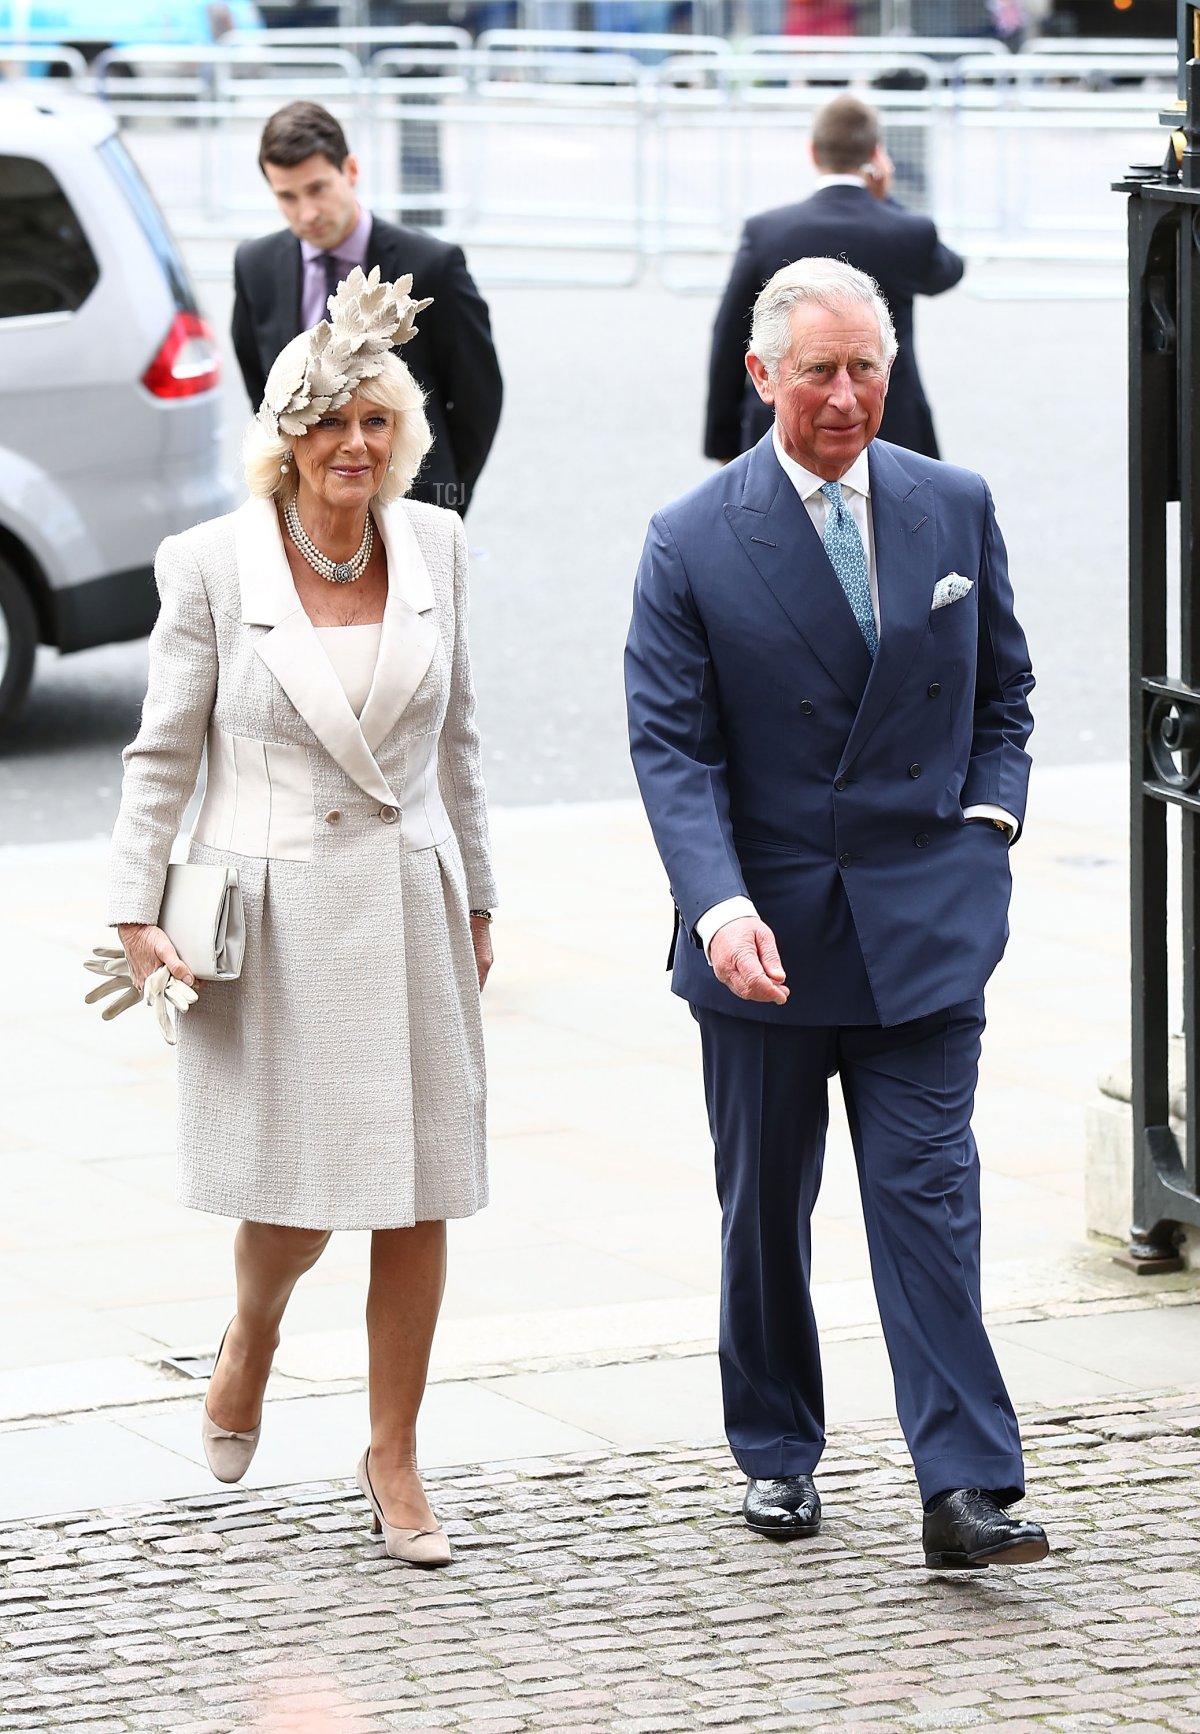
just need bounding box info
[696,998,1025,1506]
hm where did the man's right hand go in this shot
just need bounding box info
[864,147,895,201]
[709,917,789,1004]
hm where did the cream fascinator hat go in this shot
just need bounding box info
[258,265,433,439]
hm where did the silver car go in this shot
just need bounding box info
[0,95,232,725]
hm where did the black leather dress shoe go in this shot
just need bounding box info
[922,1489,1049,1570]
[743,1475,821,1539]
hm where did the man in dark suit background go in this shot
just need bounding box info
[627,256,1049,1571]
[704,94,963,465]
[232,102,502,516]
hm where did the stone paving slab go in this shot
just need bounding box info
[3,1391,1200,1734]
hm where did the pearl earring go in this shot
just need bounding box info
[280,453,293,475]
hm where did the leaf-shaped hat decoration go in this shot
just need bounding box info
[257,265,434,439]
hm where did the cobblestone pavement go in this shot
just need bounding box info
[3,1390,1200,1734]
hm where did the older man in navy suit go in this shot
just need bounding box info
[626,258,1048,1570]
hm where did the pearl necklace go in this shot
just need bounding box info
[284,497,374,585]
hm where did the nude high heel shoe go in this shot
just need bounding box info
[201,1321,262,1485]
[355,1449,451,1567]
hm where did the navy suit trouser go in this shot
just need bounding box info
[696,998,1026,1506]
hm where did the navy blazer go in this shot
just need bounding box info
[625,435,1035,1028]
[704,185,964,463]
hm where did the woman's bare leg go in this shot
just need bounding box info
[206,1221,332,1431]
[364,1220,447,1531]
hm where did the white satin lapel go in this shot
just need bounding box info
[236,498,400,808]
[357,502,439,754]
[235,496,301,628]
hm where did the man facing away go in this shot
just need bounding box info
[232,101,502,516]
[626,257,1049,1571]
[704,94,964,467]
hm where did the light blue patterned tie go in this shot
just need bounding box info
[820,480,877,659]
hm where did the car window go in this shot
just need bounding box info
[98,135,198,316]
[0,153,99,319]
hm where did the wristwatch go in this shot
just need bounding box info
[469,909,493,922]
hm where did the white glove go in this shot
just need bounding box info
[143,964,199,1045]
[83,946,141,1019]
[84,947,198,1046]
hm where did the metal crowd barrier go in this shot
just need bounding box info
[944,46,1176,261]
[0,32,1176,288]
[222,25,476,51]
[0,42,89,80]
[90,41,366,130]
[738,32,1007,59]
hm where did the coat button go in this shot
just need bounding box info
[914,832,930,848]
[799,700,814,716]
[379,805,399,825]
[838,851,852,868]
[834,776,847,791]
[324,809,342,824]
[908,763,922,779]
[927,682,942,698]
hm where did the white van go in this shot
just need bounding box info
[0,96,232,725]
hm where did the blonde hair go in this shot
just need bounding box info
[242,352,432,505]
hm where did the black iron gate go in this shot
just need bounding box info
[1119,0,1200,1271]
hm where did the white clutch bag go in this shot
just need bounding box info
[158,863,245,982]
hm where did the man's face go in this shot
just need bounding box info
[262,151,360,252]
[747,302,892,480]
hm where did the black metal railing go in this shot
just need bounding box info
[1117,0,1200,1271]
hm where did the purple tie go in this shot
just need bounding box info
[319,253,342,314]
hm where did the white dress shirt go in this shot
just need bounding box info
[813,172,874,192]
[695,432,1016,961]
[774,432,880,633]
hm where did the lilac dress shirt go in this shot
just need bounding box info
[299,206,373,330]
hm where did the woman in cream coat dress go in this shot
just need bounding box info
[107,270,494,1565]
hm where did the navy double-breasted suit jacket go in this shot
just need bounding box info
[625,434,1035,1028]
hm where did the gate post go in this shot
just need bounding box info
[1116,1,1200,1272]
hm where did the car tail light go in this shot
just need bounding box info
[142,312,220,399]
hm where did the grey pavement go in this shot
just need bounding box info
[4,674,1200,1731]
[0,757,1198,1532]
[4,1391,1200,1734]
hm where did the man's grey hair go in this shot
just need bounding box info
[748,257,898,380]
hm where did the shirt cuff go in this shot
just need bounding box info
[963,803,1018,841]
[695,896,759,962]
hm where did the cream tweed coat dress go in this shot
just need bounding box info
[108,495,496,1230]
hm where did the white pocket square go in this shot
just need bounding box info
[931,574,974,611]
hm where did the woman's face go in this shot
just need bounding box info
[291,393,395,514]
